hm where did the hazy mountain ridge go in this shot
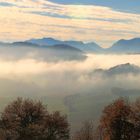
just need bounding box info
[108,38,140,53]
[1,37,140,54]
[43,44,87,61]
[27,37,103,53]
[0,41,87,61]
[112,87,140,96]
[27,37,140,54]
[93,63,140,76]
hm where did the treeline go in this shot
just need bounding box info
[0,97,139,140]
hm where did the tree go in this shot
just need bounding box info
[72,121,95,140]
[0,128,6,140]
[73,98,140,140]
[99,98,134,140]
[131,98,140,140]
[41,111,69,140]
[0,98,69,140]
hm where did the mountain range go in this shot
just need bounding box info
[0,37,140,54]
[27,37,140,53]
[27,37,103,53]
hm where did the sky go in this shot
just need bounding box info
[0,0,140,48]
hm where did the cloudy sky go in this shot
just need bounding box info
[0,0,140,47]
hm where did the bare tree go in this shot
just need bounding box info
[73,121,95,140]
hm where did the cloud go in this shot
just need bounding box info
[0,49,139,99]
[0,2,15,7]
[0,0,140,47]
[49,0,140,18]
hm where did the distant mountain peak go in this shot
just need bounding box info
[93,63,140,76]
[109,63,132,70]
[108,37,140,53]
[108,63,140,74]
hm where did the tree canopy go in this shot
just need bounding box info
[0,98,69,140]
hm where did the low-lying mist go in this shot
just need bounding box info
[0,48,140,96]
[0,46,140,131]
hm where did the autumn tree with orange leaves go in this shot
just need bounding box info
[99,98,139,140]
